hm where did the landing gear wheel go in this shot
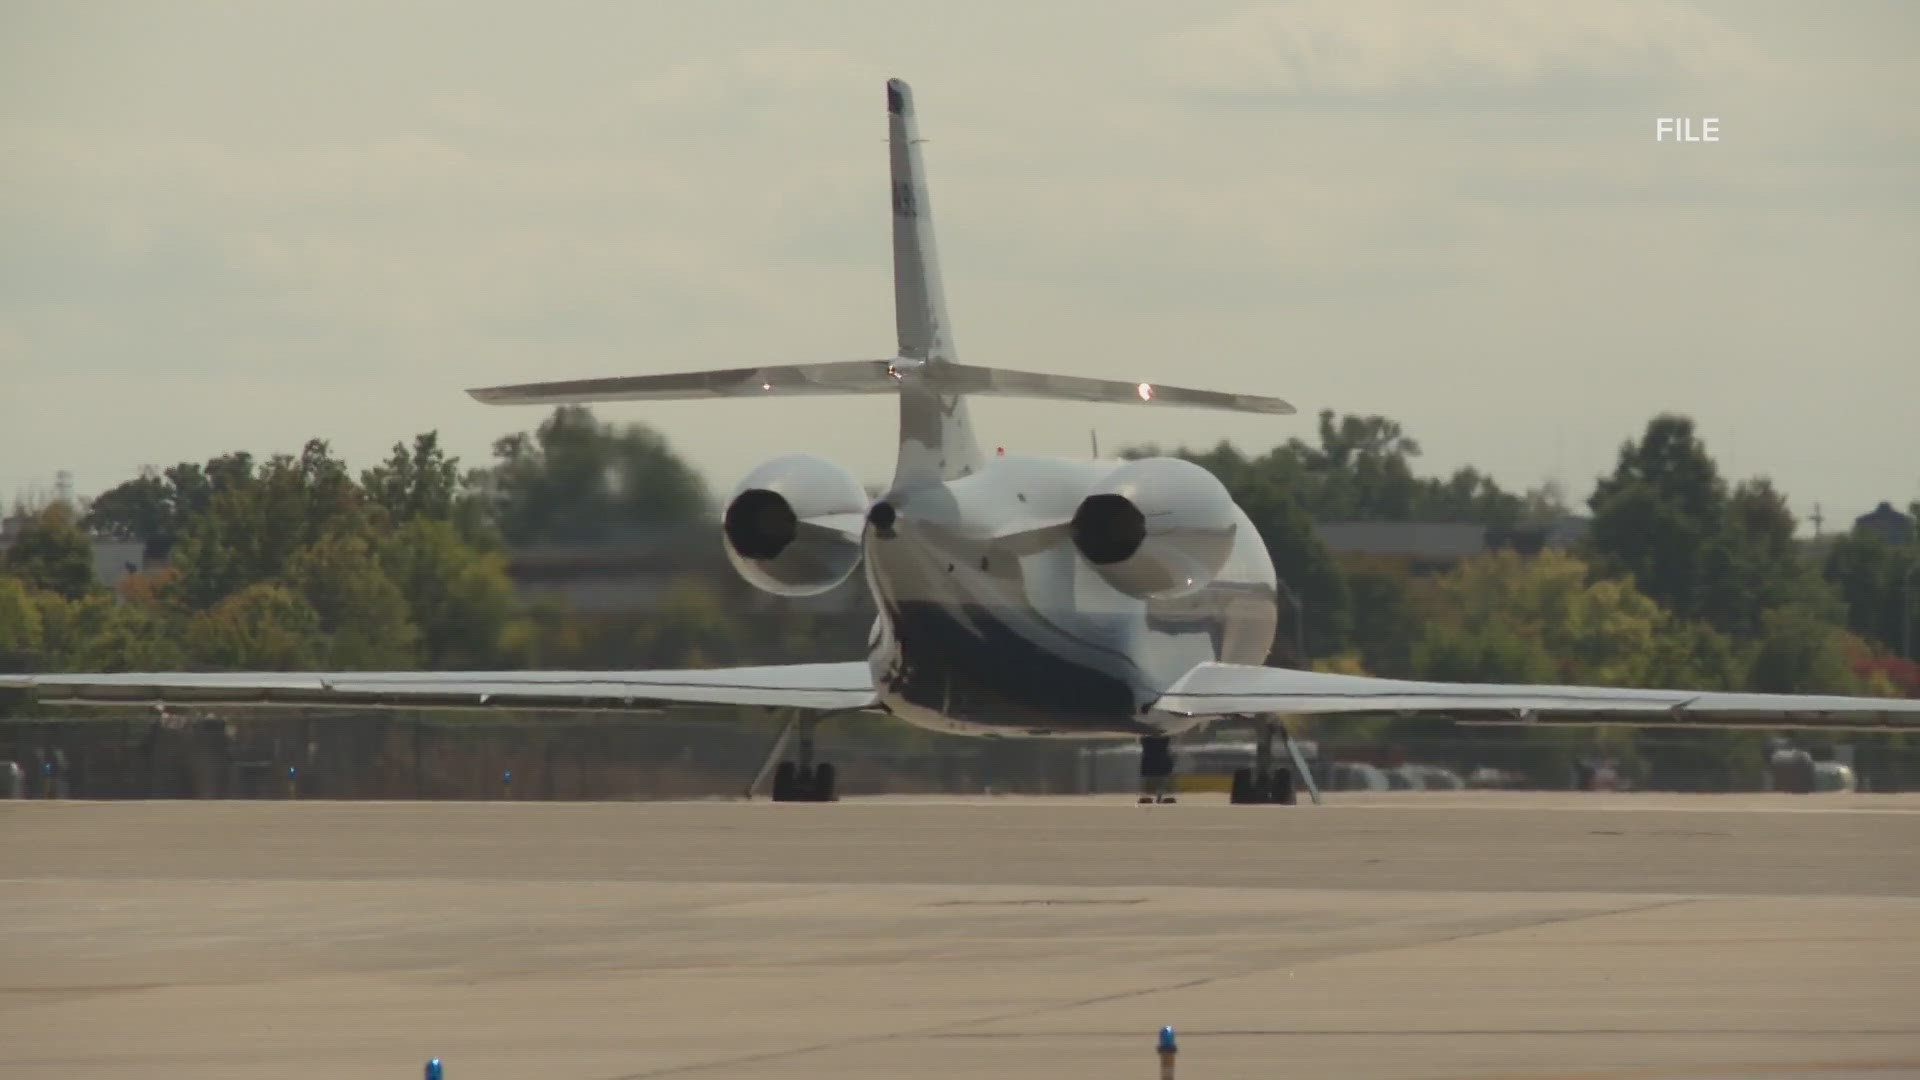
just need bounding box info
[770,761,837,802]
[1231,767,1255,804]
[1228,717,1310,805]
[1231,766,1297,805]
[1268,767,1296,805]
[762,712,842,802]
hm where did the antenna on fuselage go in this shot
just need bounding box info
[1090,429,1099,459]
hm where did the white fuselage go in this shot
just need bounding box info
[859,454,1279,738]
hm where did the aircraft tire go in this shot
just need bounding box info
[1230,767,1256,804]
[1269,767,1296,805]
[812,762,838,802]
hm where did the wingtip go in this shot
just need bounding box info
[886,78,912,116]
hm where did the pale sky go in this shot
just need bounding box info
[4,1,1916,530]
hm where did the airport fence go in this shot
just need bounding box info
[2,713,1914,799]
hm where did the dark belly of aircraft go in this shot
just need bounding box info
[876,599,1156,734]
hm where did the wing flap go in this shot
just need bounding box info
[1156,662,1920,732]
[0,663,879,713]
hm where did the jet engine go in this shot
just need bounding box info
[722,452,868,597]
[1068,456,1238,599]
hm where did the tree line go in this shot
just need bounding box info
[1155,411,1918,704]
[2,406,1916,716]
[0,407,723,680]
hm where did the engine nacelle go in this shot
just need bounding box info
[722,452,867,597]
[1069,457,1237,599]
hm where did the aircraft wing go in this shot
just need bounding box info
[0,663,879,714]
[1156,663,1920,733]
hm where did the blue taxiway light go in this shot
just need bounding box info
[425,1058,443,1079]
[1158,1025,1177,1052]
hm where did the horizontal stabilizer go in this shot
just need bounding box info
[935,363,1293,414]
[471,361,1293,416]
[469,361,900,405]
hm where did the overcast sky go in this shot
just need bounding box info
[4,1,1916,530]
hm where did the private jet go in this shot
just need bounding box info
[8,79,1918,805]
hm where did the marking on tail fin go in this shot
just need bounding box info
[886,77,983,490]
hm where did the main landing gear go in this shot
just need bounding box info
[752,711,839,802]
[1138,734,1176,804]
[1230,717,1322,805]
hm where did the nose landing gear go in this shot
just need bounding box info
[1138,734,1176,804]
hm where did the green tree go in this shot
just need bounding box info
[1822,531,1920,659]
[3,503,96,600]
[1585,415,1831,639]
[1638,618,1742,691]
[1288,411,1526,525]
[169,441,368,608]
[87,455,257,562]
[497,598,588,669]
[1584,415,1725,622]
[0,574,44,665]
[379,518,516,667]
[1745,604,1867,695]
[1340,561,1419,677]
[283,532,418,668]
[183,582,323,670]
[83,469,172,559]
[37,593,185,672]
[361,431,494,542]
[479,406,711,544]
[1412,622,1557,683]
[630,577,739,667]
[1408,549,1740,691]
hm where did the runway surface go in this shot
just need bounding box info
[3,792,1918,1079]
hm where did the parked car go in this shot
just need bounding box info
[1396,763,1465,790]
[1813,761,1856,793]
[1316,761,1391,791]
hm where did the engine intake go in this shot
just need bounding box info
[722,453,867,597]
[1069,457,1237,598]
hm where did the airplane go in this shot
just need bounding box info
[6,78,1919,805]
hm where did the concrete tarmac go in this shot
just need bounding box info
[3,792,1917,1079]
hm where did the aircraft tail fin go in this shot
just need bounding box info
[465,79,1293,486]
[887,78,954,365]
[885,77,982,487]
